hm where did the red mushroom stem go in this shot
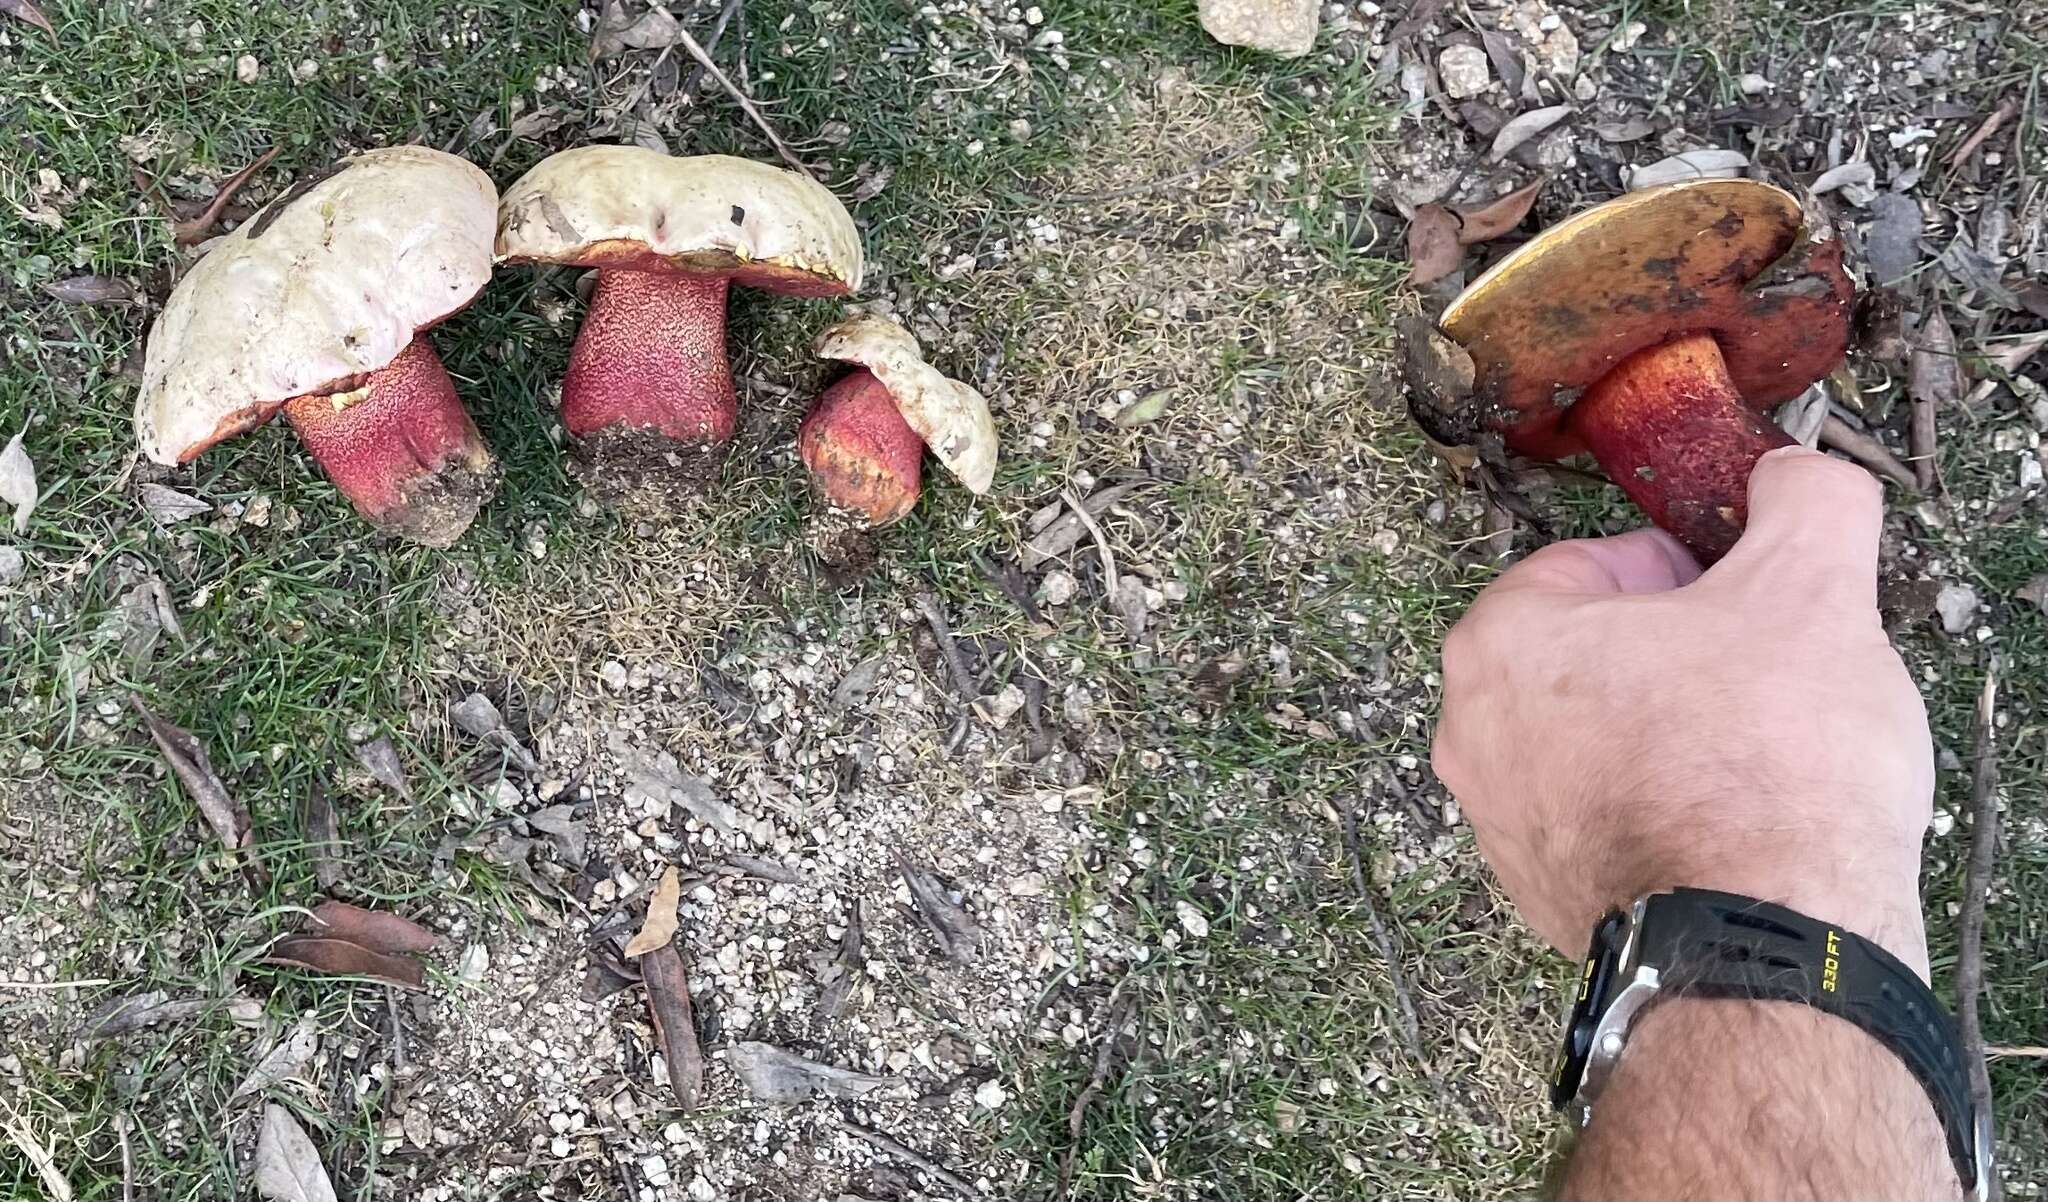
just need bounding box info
[1568,331,1794,563]
[559,269,736,449]
[798,368,924,525]
[281,334,497,547]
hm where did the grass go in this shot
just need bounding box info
[4,0,2045,1199]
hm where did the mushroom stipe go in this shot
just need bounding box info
[561,269,737,450]
[798,369,925,527]
[280,336,501,548]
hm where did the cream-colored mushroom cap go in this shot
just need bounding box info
[815,315,997,493]
[495,147,863,296]
[136,146,496,466]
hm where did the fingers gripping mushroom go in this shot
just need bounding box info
[1437,179,1855,562]
[800,315,998,525]
[495,147,863,492]
[136,147,501,547]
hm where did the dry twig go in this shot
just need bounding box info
[1818,416,1919,490]
[837,1121,984,1198]
[680,0,745,96]
[912,593,980,701]
[671,27,812,177]
[1946,96,2019,169]
[1958,665,2000,1202]
[0,1095,73,1201]
[1058,982,1139,1200]
[1341,808,1425,1061]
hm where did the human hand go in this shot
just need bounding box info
[1432,448,1933,975]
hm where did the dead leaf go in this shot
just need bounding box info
[616,735,738,835]
[626,121,670,156]
[1625,149,1748,190]
[1910,307,1965,409]
[1592,117,1656,142]
[1,421,37,536]
[849,160,894,204]
[2011,280,2048,321]
[624,865,682,957]
[1865,194,1924,286]
[896,852,982,964]
[232,1019,320,1101]
[138,482,211,524]
[1021,482,1143,568]
[80,990,217,1040]
[641,941,705,1109]
[1489,105,1572,161]
[173,147,280,246]
[131,696,254,855]
[507,106,570,140]
[1406,205,1462,285]
[727,1042,893,1103]
[304,783,341,892]
[1454,178,1544,245]
[42,275,136,305]
[352,736,412,800]
[265,936,426,991]
[253,1105,337,1202]
[0,0,52,34]
[2016,574,2048,618]
[1811,161,1876,198]
[591,0,680,58]
[817,900,865,1017]
[1113,388,1174,428]
[309,900,437,955]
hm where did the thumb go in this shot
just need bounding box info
[1714,446,1883,595]
[1484,527,1702,598]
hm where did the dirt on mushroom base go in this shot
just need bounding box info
[568,423,731,514]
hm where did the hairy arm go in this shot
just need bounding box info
[1432,450,1961,1201]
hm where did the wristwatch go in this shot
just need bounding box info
[1552,888,1993,1202]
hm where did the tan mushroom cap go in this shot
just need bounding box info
[494,147,863,297]
[136,147,497,466]
[815,315,998,493]
[1439,178,1853,460]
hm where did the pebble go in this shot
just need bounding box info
[1197,0,1318,57]
[1036,569,1077,606]
[1437,45,1491,99]
[601,660,629,691]
[1738,72,1770,94]
[0,546,24,585]
[1935,583,1978,635]
[235,54,260,82]
[641,1155,671,1187]
[980,684,1027,728]
[974,1079,1009,1109]
[1175,899,1210,939]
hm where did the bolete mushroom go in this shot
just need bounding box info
[800,314,998,526]
[136,146,500,547]
[494,147,863,492]
[1434,178,1856,561]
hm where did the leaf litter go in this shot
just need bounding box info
[253,1105,337,1202]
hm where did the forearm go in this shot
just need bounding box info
[1561,997,1958,1201]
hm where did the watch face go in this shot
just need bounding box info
[1551,909,1627,1111]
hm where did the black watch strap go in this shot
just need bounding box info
[1562,888,1989,1198]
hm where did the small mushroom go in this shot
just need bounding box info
[800,314,997,526]
[136,147,501,547]
[494,147,863,496]
[1437,178,1856,561]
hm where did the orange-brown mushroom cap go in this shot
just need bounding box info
[1439,179,1854,461]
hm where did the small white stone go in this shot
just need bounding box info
[1175,899,1210,939]
[1930,810,1955,837]
[974,1079,1009,1109]
[601,660,629,691]
[980,684,1027,728]
[1437,45,1491,99]
[235,54,261,82]
[457,942,489,984]
[1935,583,1978,635]
[0,546,24,585]
[640,1155,671,1186]
[1036,569,1078,607]
[1738,72,1770,95]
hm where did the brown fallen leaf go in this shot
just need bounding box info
[1406,204,1463,286]
[41,275,136,305]
[1454,178,1544,245]
[624,865,683,958]
[253,1104,337,1202]
[352,735,412,800]
[641,941,705,1109]
[1,0,52,34]
[173,146,280,246]
[896,851,982,964]
[308,900,437,955]
[131,696,256,857]
[265,936,426,991]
